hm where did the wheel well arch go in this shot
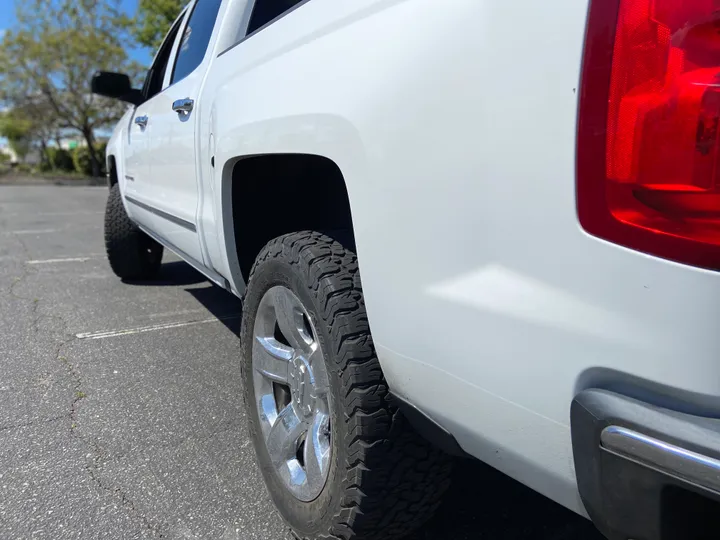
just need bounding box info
[226,153,355,286]
[107,155,118,188]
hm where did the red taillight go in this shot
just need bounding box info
[578,0,720,269]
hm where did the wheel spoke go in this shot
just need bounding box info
[266,404,306,468]
[269,287,313,352]
[307,346,329,393]
[254,336,292,384]
[304,412,330,492]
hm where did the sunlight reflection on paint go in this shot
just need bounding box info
[426,264,659,349]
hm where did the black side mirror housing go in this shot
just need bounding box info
[91,71,143,106]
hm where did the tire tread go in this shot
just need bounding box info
[104,184,162,280]
[244,231,451,540]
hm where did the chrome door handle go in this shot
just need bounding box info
[134,115,148,128]
[172,98,194,114]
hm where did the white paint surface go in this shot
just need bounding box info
[101,0,720,517]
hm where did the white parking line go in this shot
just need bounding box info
[44,211,103,217]
[3,211,103,218]
[12,229,60,235]
[75,315,241,340]
[27,257,99,265]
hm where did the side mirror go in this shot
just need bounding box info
[91,71,143,106]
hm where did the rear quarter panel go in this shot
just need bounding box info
[208,0,720,515]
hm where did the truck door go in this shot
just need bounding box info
[123,12,186,233]
[141,0,223,264]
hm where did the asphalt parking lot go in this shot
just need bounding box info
[0,184,604,540]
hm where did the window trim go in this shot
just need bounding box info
[217,0,312,58]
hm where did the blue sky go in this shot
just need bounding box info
[0,0,152,65]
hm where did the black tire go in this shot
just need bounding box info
[104,184,163,280]
[241,231,451,540]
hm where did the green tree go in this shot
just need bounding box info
[0,0,141,176]
[10,97,63,168]
[73,142,108,176]
[0,111,32,163]
[133,0,184,51]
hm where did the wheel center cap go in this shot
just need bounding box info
[289,355,315,418]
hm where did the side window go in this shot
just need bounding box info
[247,0,306,35]
[171,0,223,85]
[142,15,185,100]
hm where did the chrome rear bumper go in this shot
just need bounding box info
[572,389,720,540]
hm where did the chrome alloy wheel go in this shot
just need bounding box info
[252,286,332,502]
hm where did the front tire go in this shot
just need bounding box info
[241,231,451,540]
[104,184,163,280]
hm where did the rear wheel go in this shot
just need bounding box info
[241,231,451,540]
[104,184,163,280]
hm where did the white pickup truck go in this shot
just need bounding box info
[92,0,720,538]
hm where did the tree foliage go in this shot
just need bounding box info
[132,0,185,51]
[0,0,141,176]
[43,147,75,172]
[0,110,33,162]
[6,98,63,167]
[73,143,108,176]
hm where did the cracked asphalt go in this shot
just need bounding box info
[0,185,604,540]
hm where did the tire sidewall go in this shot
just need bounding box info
[241,256,349,536]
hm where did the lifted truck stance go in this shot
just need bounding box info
[93,0,720,538]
